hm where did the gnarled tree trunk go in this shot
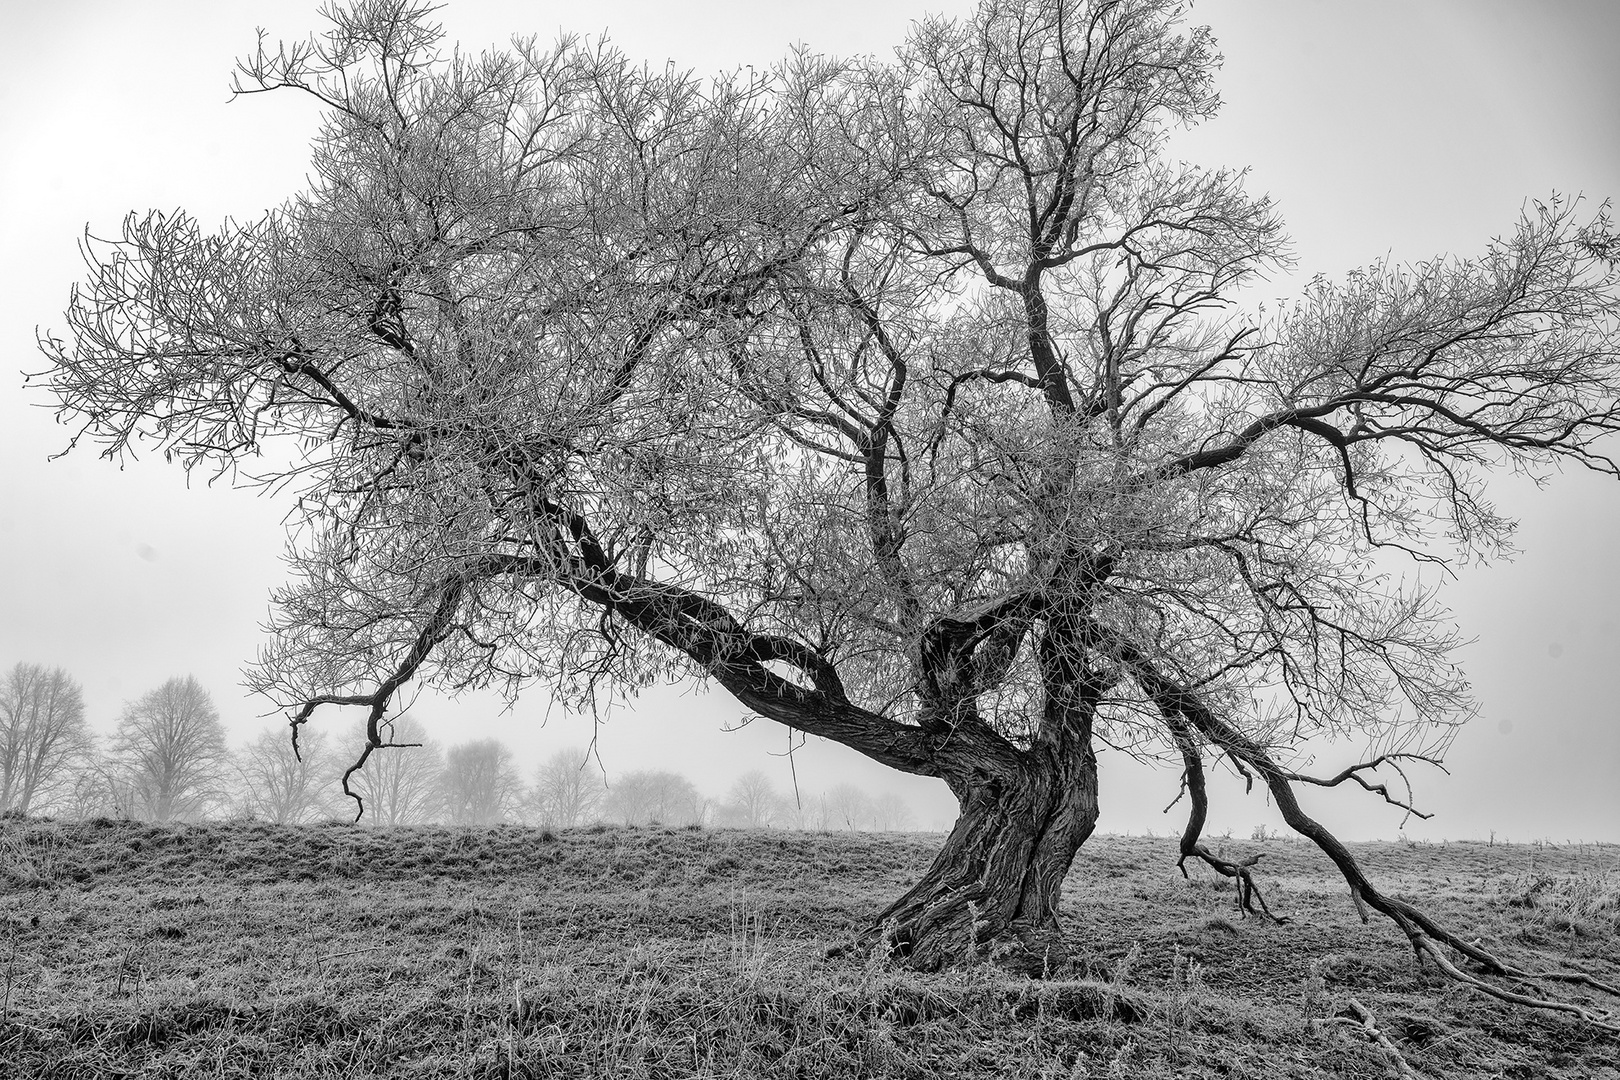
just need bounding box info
[868,745,1099,976]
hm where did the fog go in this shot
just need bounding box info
[2,0,1616,842]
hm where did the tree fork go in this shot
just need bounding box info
[845,612,1109,976]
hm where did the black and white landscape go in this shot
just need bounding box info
[2,1,1618,1075]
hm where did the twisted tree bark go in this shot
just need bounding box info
[866,742,1099,976]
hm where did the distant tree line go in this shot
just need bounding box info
[0,663,917,830]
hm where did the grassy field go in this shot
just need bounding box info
[1,818,1616,1078]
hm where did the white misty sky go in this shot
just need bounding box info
[1,0,1616,840]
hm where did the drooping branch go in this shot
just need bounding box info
[286,530,942,807]
[1232,729,1620,1033]
[1160,708,1285,922]
[288,570,470,819]
[1084,618,1620,1033]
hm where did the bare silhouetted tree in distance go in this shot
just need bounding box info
[107,676,232,822]
[826,784,872,832]
[0,663,92,815]
[439,738,524,825]
[529,747,605,827]
[604,770,703,826]
[235,725,341,823]
[721,770,783,828]
[871,791,915,832]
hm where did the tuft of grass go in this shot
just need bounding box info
[1502,868,1620,937]
[0,826,62,888]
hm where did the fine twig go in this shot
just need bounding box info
[314,945,392,972]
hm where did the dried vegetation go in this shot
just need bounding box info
[2,818,1617,1078]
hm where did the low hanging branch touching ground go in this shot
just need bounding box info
[1208,723,1620,1033]
[1086,620,1620,1034]
[1161,709,1285,922]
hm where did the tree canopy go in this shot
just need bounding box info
[36,0,1620,1028]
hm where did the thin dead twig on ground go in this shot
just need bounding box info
[1328,996,1427,1080]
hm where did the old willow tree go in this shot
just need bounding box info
[36,0,1620,1026]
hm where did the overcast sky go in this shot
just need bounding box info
[2,0,1616,840]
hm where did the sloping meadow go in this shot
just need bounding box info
[1,818,1616,1078]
